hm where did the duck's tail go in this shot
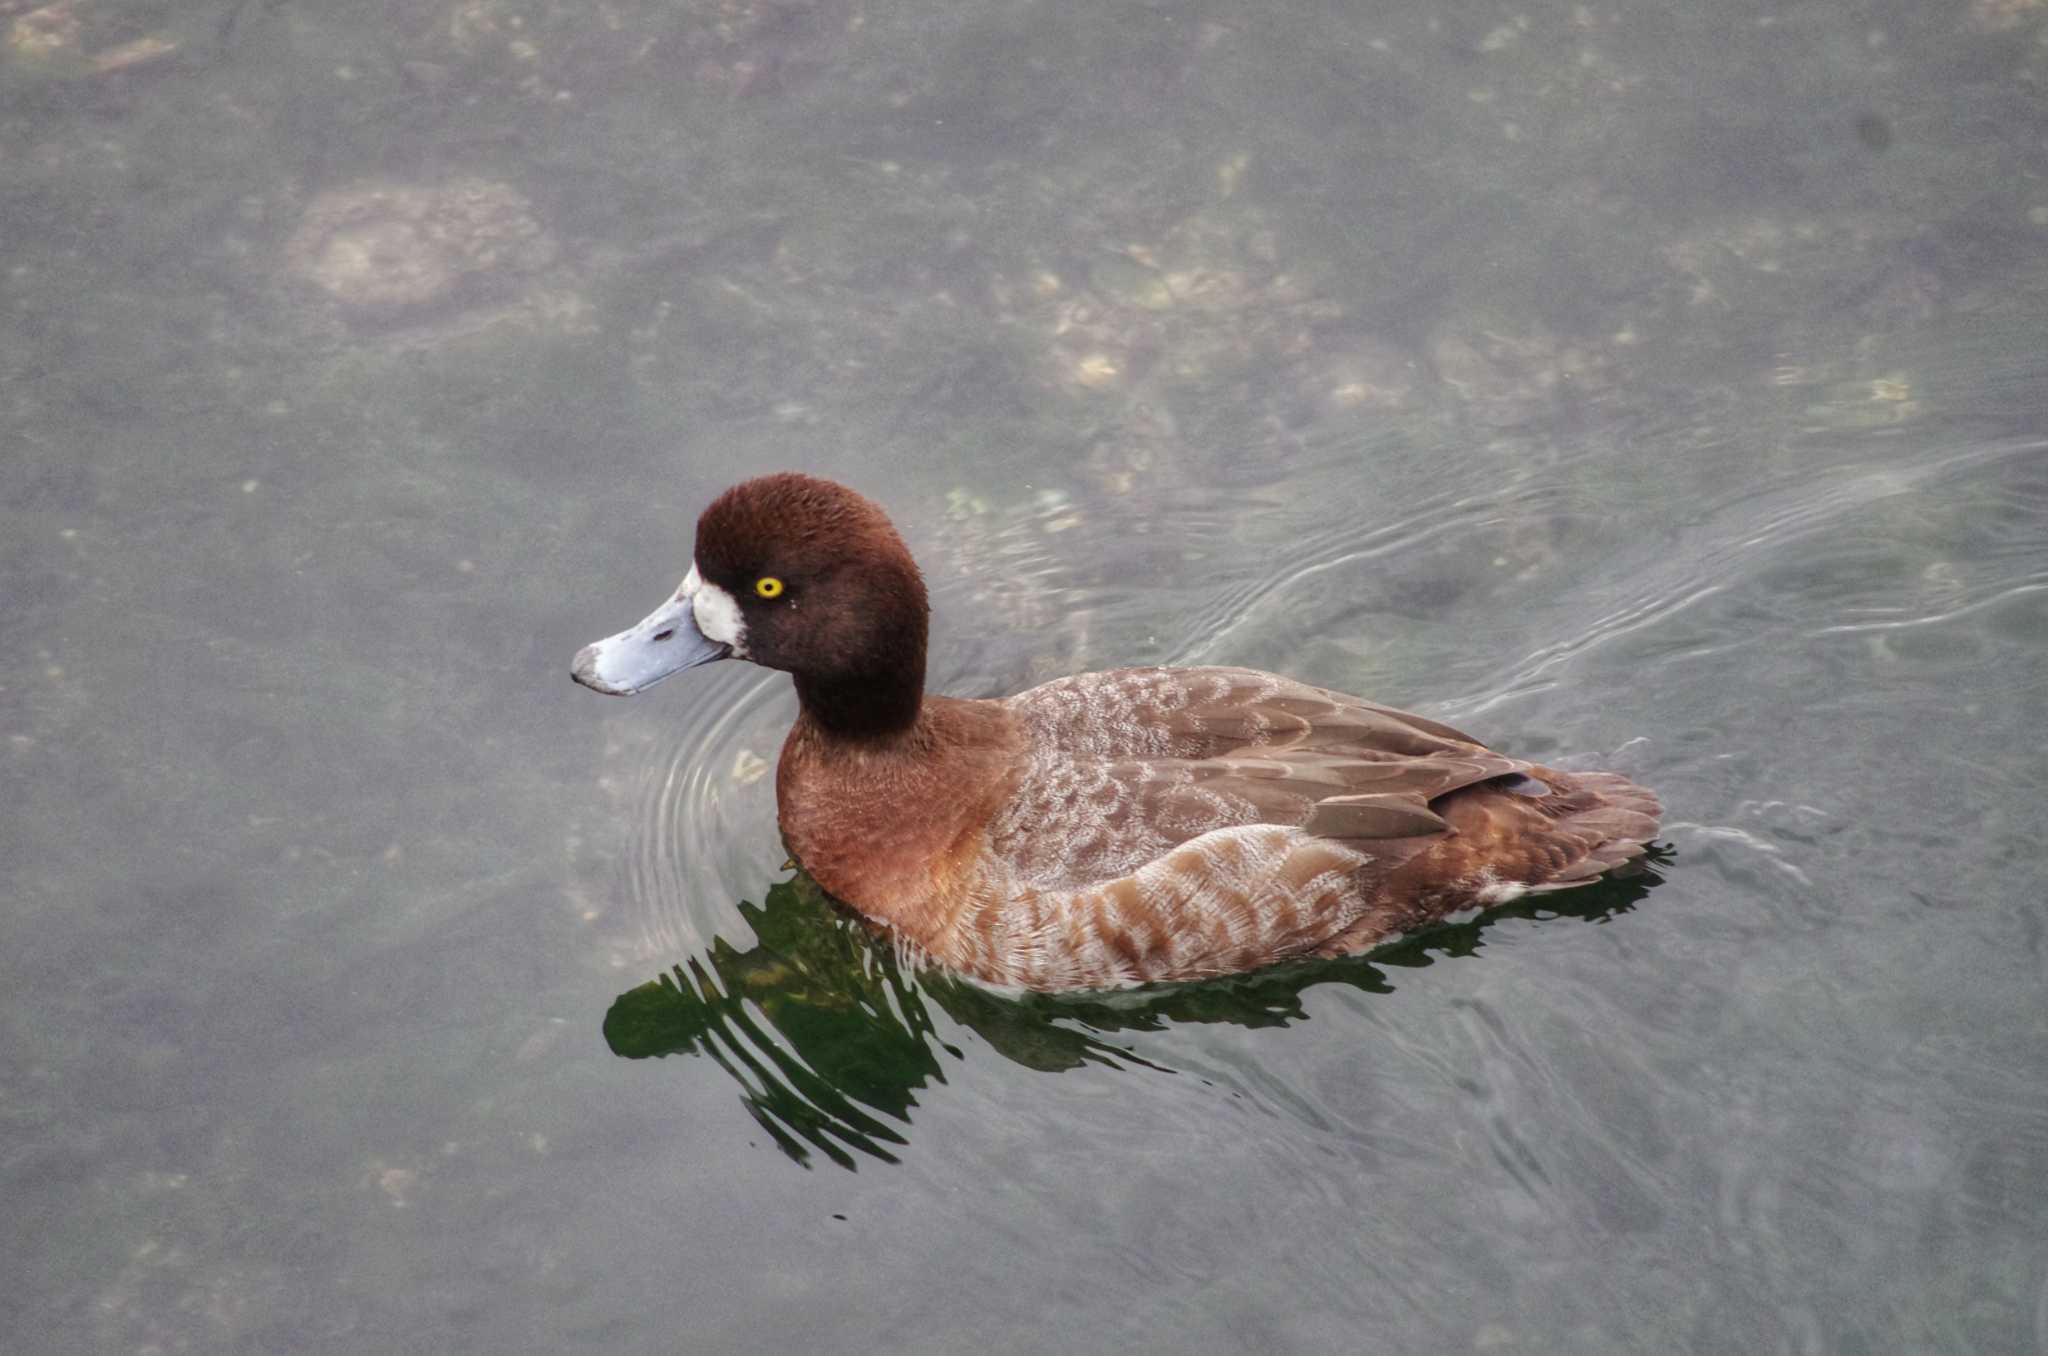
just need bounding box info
[1525,769,1663,891]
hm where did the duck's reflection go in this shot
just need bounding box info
[603,859,1666,1169]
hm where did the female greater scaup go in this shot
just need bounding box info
[573,473,1662,992]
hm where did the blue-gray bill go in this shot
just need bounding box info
[572,589,728,696]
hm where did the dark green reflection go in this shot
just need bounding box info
[605,856,1666,1169]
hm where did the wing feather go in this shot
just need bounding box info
[993,666,1538,886]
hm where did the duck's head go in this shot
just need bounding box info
[572,473,930,735]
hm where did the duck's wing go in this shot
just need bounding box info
[1167,744,1528,837]
[1006,665,1492,760]
[1153,666,1493,757]
[994,667,1536,887]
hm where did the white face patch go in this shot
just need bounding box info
[684,562,749,657]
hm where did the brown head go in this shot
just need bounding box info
[571,473,930,737]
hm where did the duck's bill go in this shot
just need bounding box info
[572,590,729,696]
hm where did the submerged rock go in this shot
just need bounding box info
[6,2,175,77]
[7,0,82,63]
[281,179,559,326]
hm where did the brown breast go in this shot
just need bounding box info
[774,696,1026,929]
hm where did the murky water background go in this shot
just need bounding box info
[5,0,2046,1351]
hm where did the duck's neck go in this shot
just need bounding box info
[792,665,924,739]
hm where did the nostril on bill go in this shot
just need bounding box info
[652,629,675,642]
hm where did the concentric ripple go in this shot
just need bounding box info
[609,665,794,962]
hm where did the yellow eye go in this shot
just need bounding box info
[753,576,784,599]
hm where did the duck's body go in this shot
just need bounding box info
[574,474,1661,992]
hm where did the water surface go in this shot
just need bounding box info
[5,0,2046,1351]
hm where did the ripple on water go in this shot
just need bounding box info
[574,666,791,965]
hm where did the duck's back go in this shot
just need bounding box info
[985,666,1527,887]
[936,666,1660,989]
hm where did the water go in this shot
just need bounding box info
[5,0,2046,1351]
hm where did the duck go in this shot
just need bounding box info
[572,472,1662,993]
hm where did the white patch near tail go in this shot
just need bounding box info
[1471,868,1529,906]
